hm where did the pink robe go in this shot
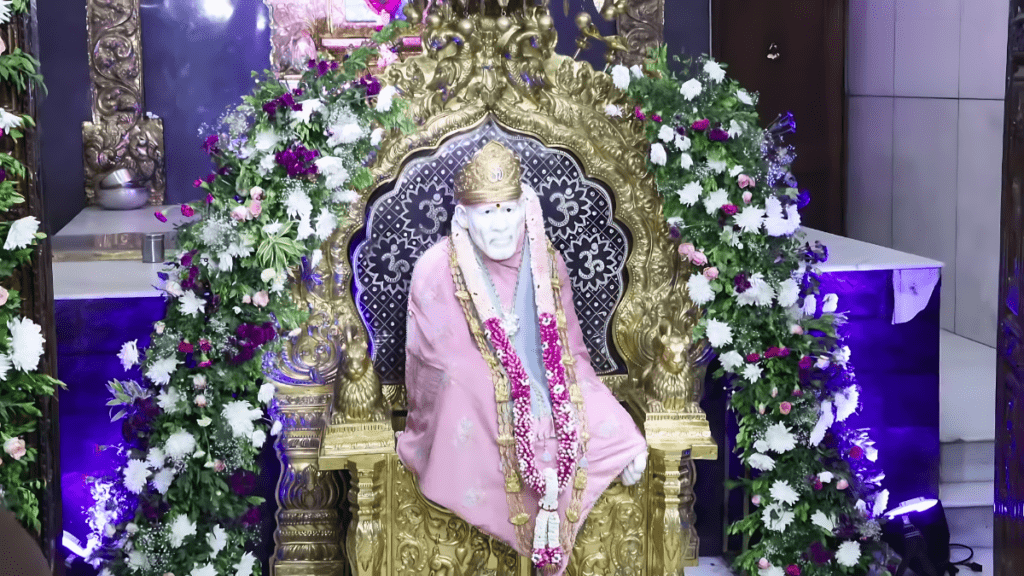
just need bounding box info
[397,234,647,574]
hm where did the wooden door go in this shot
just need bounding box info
[711,0,846,235]
[997,4,1024,575]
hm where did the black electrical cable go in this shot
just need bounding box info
[948,543,983,573]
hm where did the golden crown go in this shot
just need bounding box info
[453,141,523,205]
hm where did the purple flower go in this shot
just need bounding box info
[721,204,738,216]
[360,75,382,96]
[733,272,751,294]
[193,178,203,188]
[709,128,730,141]
[0,168,7,182]
[652,114,662,122]
[797,190,811,209]
[634,106,645,121]
[206,193,214,204]
[205,173,216,184]
[154,211,167,223]
[767,111,797,136]
[181,251,193,267]
[675,126,688,136]
[262,101,278,118]
[798,356,814,369]
[691,119,710,131]
[202,134,220,155]
[275,144,320,178]
[229,469,257,496]
[240,506,261,527]
[181,204,195,218]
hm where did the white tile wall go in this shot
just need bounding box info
[894,0,962,98]
[959,0,1010,100]
[955,99,1004,347]
[848,0,895,96]
[847,96,895,246]
[892,97,960,330]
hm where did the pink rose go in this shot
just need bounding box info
[751,495,761,506]
[3,437,27,461]
[0,286,8,306]
[230,205,249,221]
[690,251,708,266]
[790,324,804,335]
[742,191,753,204]
[703,267,719,279]
[721,204,738,216]
[194,394,208,408]
[758,403,765,415]
[193,374,207,390]
[779,401,792,415]
[248,199,262,218]
[250,186,264,201]
[242,294,251,304]
[678,242,695,257]
[214,459,226,472]
[792,387,803,396]
[836,478,849,490]
[252,290,270,308]
[738,174,756,189]
[770,387,778,398]
[758,558,770,570]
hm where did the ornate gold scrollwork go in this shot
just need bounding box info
[615,0,665,67]
[83,0,165,204]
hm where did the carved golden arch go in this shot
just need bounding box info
[269,6,715,575]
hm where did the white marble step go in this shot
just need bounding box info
[940,480,994,549]
[940,330,996,443]
[941,441,995,484]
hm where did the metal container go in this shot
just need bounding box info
[95,186,151,210]
[142,233,165,263]
[99,168,141,189]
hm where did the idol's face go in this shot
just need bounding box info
[454,198,526,261]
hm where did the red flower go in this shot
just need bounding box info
[181,204,195,217]
[154,211,167,223]
[692,118,710,131]
[798,356,814,369]
[745,352,760,363]
[786,565,801,576]
[814,479,823,490]
[721,204,738,216]
[849,445,864,460]
[764,346,781,359]
[178,341,194,354]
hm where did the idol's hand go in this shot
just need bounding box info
[620,451,648,486]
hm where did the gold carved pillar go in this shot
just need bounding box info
[270,382,346,576]
[345,455,389,575]
[647,447,697,574]
[83,0,165,203]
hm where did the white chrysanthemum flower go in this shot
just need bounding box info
[122,459,150,494]
[811,510,835,532]
[737,273,775,307]
[734,206,765,234]
[686,273,715,305]
[0,354,10,381]
[0,106,21,129]
[152,467,175,494]
[284,188,313,221]
[4,216,40,250]
[754,439,769,452]
[291,98,324,124]
[728,119,744,139]
[761,503,794,532]
[315,156,350,189]
[742,363,762,383]
[190,563,217,576]
[677,182,703,206]
[127,550,150,572]
[225,237,254,259]
[822,293,839,313]
[146,446,166,470]
[297,216,315,240]
[748,453,775,471]
[327,121,365,146]
[222,400,263,439]
[258,382,276,405]
[650,142,667,166]
[765,197,801,236]
[207,524,228,557]
[759,567,785,576]
[809,400,835,446]
[235,552,257,576]
[764,423,796,453]
[145,356,179,386]
[680,153,694,170]
[833,345,852,368]
[375,85,398,112]
[770,480,800,506]
[680,78,702,100]
[157,386,182,413]
[707,158,727,173]
[270,420,283,436]
[218,253,234,273]
[164,429,197,461]
[311,248,323,268]
[658,125,675,142]
[703,59,726,82]
[736,89,753,105]
[776,278,800,308]
[604,104,623,117]
[703,189,730,215]
[8,317,44,372]
[253,129,281,152]
[818,471,834,483]
[258,153,277,176]
[873,489,890,517]
[370,127,385,146]
[675,134,691,151]
[836,540,862,567]
[610,64,631,90]
[835,385,859,421]
[630,64,643,78]
[251,429,267,448]
[705,318,733,348]
[178,290,206,318]
[332,189,360,203]
[719,350,744,372]
[314,209,338,241]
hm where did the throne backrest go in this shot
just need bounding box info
[352,121,630,387]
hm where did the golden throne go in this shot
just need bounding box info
[266,2,717,574]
